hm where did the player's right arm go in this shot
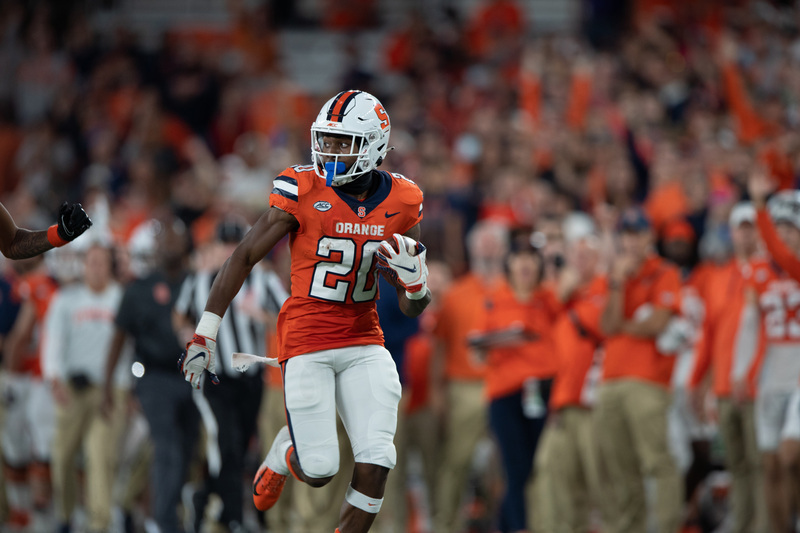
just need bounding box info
[180,207,298,388]
[749,168,800,281]
[205,207,298,316]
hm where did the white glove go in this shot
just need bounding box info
[656,316,693,356]
[376,233,429,299]
[180,334,219,388]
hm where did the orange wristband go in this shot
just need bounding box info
[47,225,67,247]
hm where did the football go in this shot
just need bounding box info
[385,234,418,256]
[376,235,418,289]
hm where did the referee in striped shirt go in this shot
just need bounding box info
[174,218,288,532]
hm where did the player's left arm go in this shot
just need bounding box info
[0,202,92,260]
[395,223,431,318]
[621,307,674,338]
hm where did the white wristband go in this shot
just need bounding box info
[405,288,427,300]
[196,311,222,339]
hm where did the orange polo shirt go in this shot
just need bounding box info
[550,277,607,410]
[602,255,681,387]
[474,282,560,400]
[433,273,494,381]
[690,260,755,398]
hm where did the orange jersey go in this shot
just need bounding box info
[270,166,423,361]
[748,260,800,345]
[744,259,800,392]
[690,260,754,398]
[13,271,58,376]
[433,273,495,381]
[756,208,800,283]
[474,282,560,400]
[550,277,606,411]
[404,331,433,414]
[602,255,681,387]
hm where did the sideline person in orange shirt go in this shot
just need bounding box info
[534,214,607,533]
[688,203,768,533]
[431,221,508,533]
[470,233,559,533]
[596,208,683,533]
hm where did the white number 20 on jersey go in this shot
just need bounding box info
[309,237,382,303]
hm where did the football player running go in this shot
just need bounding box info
[179,90,430,533]
[0,201,92,259]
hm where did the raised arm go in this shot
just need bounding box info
[0,203,53,259]
[748,169,800,281]
[0,202,92,260]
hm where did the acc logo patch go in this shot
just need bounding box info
[314,201,332,212]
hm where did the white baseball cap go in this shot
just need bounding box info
[729,202,756,227]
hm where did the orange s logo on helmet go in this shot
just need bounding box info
[374,104,389,130]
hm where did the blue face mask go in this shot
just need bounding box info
[324,162,347,187]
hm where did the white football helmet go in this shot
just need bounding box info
[311,90,391,186]
[768,190,800,230]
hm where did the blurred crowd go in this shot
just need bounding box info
[3,0,800,531]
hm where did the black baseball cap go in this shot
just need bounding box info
[618,207,652,233]
[215,219,248,244]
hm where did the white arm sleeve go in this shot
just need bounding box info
[41,293,66,382]
[732,303,759,382]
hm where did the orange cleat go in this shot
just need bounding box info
[253,426,294,511]
[252,460,288,511]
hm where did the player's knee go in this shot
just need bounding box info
[355,440,397,470]
[305,474,335,488]
[299,451,339,480]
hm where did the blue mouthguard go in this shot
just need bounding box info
[324,162,346,187]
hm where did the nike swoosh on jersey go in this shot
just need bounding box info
[60,215,75,237]
[388,262,417,274]
[384,212,400,218]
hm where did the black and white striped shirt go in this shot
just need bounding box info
[175,266,289,377]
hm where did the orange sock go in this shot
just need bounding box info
[286,446,304,482]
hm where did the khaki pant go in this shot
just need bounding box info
[375,395,407,533]
[405,406,439,517]
[259,385,354,533]
[51,384,127,531]
[433,380,487,533]
[595,380,683,533]
[533,406,602,533]
[717,398,768,533]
